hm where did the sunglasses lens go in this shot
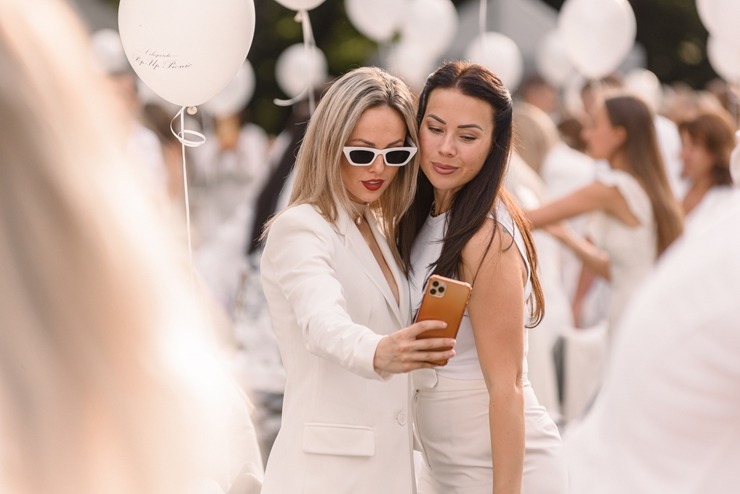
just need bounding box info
[385,149,411,165]
[348,149,375,165]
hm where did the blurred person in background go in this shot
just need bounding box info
[0,1,262,493]
[678,108,736,224]
[564,188,740,494]
[526,93,683,351]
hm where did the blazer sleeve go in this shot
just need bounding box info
[262,207,385,381]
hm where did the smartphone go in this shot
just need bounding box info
[414,274,472,365]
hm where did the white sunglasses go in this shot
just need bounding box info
[342,146,417,167]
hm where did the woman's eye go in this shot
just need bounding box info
[461,135,476,142]
[427,126,443,134]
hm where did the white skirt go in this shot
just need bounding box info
[413,373,568,494]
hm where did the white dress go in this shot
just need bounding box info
[409,202,567,494]
[587,167,656,339]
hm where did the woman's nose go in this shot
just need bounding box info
[439,135,456,156]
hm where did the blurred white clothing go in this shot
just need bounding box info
[587,166,656,340]
[130,122,168,192]
[654,114,688,199]
[190,123,269,243]
[564,191,740,494]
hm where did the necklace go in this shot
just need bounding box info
[351,201,368,225]
[430,201,443,218]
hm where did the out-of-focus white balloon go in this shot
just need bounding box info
[706,0,740,52]
[274,0,325,10]
[91,28,129,74]
[118,0,255,107]
[558,0,636,79]
[696,0,719,34]
[465,32,523,91]
[707,35,740,82]
[625,68,662,112]
[536,30,577,87]
[386,40,436,92]
[275,43,328,98]
[345,0,407,42]
[202,61,256,118]
[400,0,458,58]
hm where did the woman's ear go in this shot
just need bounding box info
[613,125,627,148]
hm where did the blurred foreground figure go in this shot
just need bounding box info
[0,1,262,493]
[564,190,740,493]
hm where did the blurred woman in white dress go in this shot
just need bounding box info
[526,93,684,344]
[677,108,736,229]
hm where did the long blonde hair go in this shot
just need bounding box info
[275,66,419,268]
[0,2,241,493]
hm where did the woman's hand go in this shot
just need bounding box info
[373,320,455,374]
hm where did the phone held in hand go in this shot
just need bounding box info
[414,274,472,365]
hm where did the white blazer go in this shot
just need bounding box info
[259,203,415,494]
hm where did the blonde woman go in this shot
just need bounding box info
[0,2,262,494]
[259,67,454,494]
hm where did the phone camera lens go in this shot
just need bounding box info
[430,288,437,295]
[438,286,445,293]
[432,281,439,287]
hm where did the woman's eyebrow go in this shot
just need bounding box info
[427,113,483,131]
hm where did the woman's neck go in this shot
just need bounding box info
[349,200,368,225]
[432,190,455,216]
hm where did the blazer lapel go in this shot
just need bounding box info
[336,208,405,327]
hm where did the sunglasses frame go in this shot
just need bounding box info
[342,146,417,167]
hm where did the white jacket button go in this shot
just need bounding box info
[397,412,407,425]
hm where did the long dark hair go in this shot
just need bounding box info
[604,94,683,255]
[397,61,544,326]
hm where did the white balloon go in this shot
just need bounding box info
[624,68,662,111]
[345,0,407,42]
[275,44,328,98]
[558,0,636,79]
[118,0,255,107]
[400,0,458,58]
[707,35,740,82]
[707,0,740,52]
[465,32,523,91]
[386,40,437,92]
[696,0,719,34]
[274,0,325,10]
[91,29,129,74]
[536,30,577,87]
[202,61,256,117]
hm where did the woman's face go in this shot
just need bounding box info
[679,131,714,183]
[582,104,625,161]
[418,88,493,197]
[340,105,407,204]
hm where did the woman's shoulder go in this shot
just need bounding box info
[267,204,330,238]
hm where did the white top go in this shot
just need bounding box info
[587,166,656,334]
[409,201,531,381]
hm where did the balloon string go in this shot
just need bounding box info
[273,9,316,114]
[169,106,207,270]
[479,0,487,38]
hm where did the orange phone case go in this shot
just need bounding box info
[415,274,472,364]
